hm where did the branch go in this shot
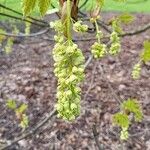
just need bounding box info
[0,28,50,37]
[98,64,122,104]
[0,13,48,27]
[79,10,150,37]
[83,61,97,101]
[84,54,122,105]
[81,16,111,33]
[79,0,88,9]
[85,55,93,68]
[92,125,104,150]
[74,22,150,41]
[22,21,150,42]
[121,22,150,37]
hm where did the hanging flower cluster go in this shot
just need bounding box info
[50,20,85,121]
[73,20,88,33]
[132,63,141,79]
[91,19,106,59]
[91,41,106,58]
[109,21,121,55]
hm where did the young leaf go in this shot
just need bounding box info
[20,114,29,129]
[113,113,130,128]
[141,41,150,63]
[111,20,123,34]
[22,0,37,16]
[38,0,51,16]
[6,99,16,110]
[118,13,134,24]
[5,37,14,54]
[122,99,143,122]
[17,104,28,114]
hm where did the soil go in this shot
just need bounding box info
[0,13,150,150]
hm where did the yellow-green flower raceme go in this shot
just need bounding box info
[91,42,106,58]
[51,20,85,121]
[109,31,121,55]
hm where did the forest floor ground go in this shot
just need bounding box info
[0,13,150,150]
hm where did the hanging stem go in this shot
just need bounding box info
[67,0,72,42]
[95,20,100,43]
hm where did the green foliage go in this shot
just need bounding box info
[20,114,29,129]
[6,99,17,110]
[15,103,29,129]
[122,99,143,121]
[131,63,141,79]
[25,22,31,35]
[0,26,19,54]
[1,0,150,20]
[22,0,51,16]
[111,17,121,32]
[117,13,134,24]
[6,100,29,129]
[113,112,130,139]
[113,99,143,140]
[0,28,13,54]
[141,41,150,63]
[22,0,37,16]
[38,0,51,16]
[132,41,150,79]
[16,104,28,114]
[110,13,134,36]
[5,37,14,54]
[113,113,130,128]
